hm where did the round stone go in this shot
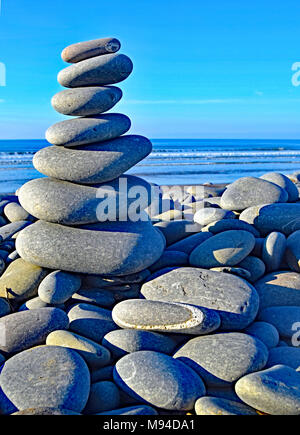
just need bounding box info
[193,208,235,226]
[113,350,206,411]
[3,203,33,222]
[0,345,90,412]
[62,37,121,63]
[46,113,131,147]
[258,306,300,339]
[262,232,286,272]
[58,53,133,87]
[189,230,255,268]
[245,321,279,349]
[174,332,269,388]
[237,256,266,283]
[260,172,299,202]
[38,271,81,304]
[195,396,257,416]
[84,381,120,414]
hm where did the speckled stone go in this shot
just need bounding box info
[258,306,300,339]
[235,365,300,415]
[0,258,48,303]
[46,113,131,147]
[166,232,213,254]
[38,270,81,304]
[84,381,120,414]
[16,220,165,276]
[71,287,115,308]
[58,53,133,87]
[0,298,11,318]
[46,330,111,369]
[149,251,188,272]
[286,230,300,272]
[18,175,153,225]
[13,408,81,415]
[262,232,286,272]
[112,299,221,335]
[154,220,203,246]
[220,177,288,211]
[0,345,90,412]
[193,208,235,226]
[189,230,255,268]
[114,350,206,411]
[255,271,300,310]
[239,203,300,236]
[0,307,69,353]
[34,135,152,184]
[102,329,177,358]
[195,396,258,416]
[96,405,158,415]
[266,347,300,370]
[0,221,31,242]
[245,321,279,349]
[260,172,299,202]
[237,256,266,283]
[174,333,268,388]
[62,37,121,63]
[3,203,33,223]
[141,267,259,330]
[68,303,118,341]
[202,218,260,237]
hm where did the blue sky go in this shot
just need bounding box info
[0,0,299,139]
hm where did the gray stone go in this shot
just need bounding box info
[0,307,69,353]
[174,333,268,388]
[258,306,300,338]
[149,251,188,272]
[260,172,299,202]
[18,175,153,225]
[102,329,177,358]
[3,203,33,223]
[19,296,64,311]
[113,350,205,411]
[68,303,118,341]
[193,208,235,226]
[71,287,115,308]
[202,218,260,237]
[209,266,251,280]
[13,408,81,415]
[237,256,266,283]
[245,321,279,349]
[96,405,158,415]
[239,203,300,236]
[189,230,255,268]
[34,135,152,184]
[38,270,81,304]
[286,230,300,272]
[0,345,90,412]
[112,299,221,335]
[46,113,131,147]
[0,298,11,318]
[255,271,300,310]
[266,347,300,370]
[141,267,259,330]
[84,381,120,414]
[58,53,133,87]
[62,37,121,63]
[262,232,286,272]
[166,232,213,254]
[154,220,203,246]
[235,365,300,415]
[221,177,288,211]
[195,396,258,416]
[16,220,165,276]
[46,330,111,369]
[0,221,31,242]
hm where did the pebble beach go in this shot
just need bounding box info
[0,36,300,416]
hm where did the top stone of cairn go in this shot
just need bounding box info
[61,37,121,63]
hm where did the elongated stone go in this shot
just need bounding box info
[51,86,122,116]
[58,53,133,87]
[260,172,299,202]
[112,299,221,335]
[0,221,31,242]
[18,175,153,225]
[62,37,121,63]
[202,219,260,237]
[33,135,152,184]
[262,232,286,272]
[46,113,131,147]
[16,220,165,276]
[38,271,82,304]
[141,267,259,330]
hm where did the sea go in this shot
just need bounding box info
[0,138,300,193]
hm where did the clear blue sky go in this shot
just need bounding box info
[0,0,299,139]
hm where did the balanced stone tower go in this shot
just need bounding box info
[16,37,165,276]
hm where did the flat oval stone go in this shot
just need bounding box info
[193,208,235,226]
[0,308,69,353]
[237,256,265,283]
[96,405,158,415]
[33,135,152,184]
[68,303,118,341]
[221,177,288,211]
[52,86,122,116]
[141,267,259,330]
[235,365,300,415]
[174,333,268,388]
[255,271,300,310]
[149,251,188,273]
[16,220,165,276]
[166,232,213,254]
[112,299,221,335]
[195,396,257,416]
[113,350,206,410]
[18,175,152,225]
[245,321,279,349]
[239,203,300,236]
[258,306,300,338]
[62,37,121,63]
[102,329,177,358]
[3,203,33,222]
[286,230,300,272]
[260,172,299,202]
[202,219,260,237]
[266,347,300,370]
[38,271,81,304]
[58,53,133,87]
[0,345,90,412]
[262,232,286,272]
[189,230,255,268]
[84,381,120,414]
[0,258,48,303]
[46,113,131,147]
[46,330,111,369]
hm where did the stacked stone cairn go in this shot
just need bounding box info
[0,38,299,415]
